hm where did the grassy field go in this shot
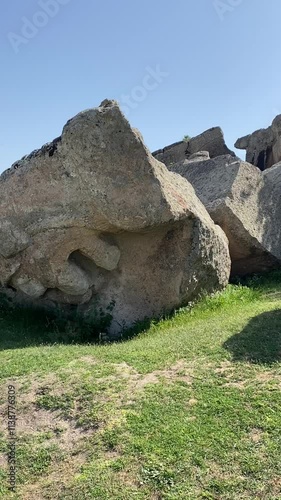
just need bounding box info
[0,272,281,499]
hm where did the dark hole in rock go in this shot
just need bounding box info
[257,146,273,171]
[69,250,109,291]
[257,150,266,171]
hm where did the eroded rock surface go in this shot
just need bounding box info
[0,100,231,334]
[235,115,281,171]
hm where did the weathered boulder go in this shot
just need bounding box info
[186,127,235,159]
[152,141,188,167]
[235,115,281,171]
[153,127,235,167]
[0,100,231,334]
[168,154,281,276]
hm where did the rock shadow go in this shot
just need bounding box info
[0,294,155,350]
[223,310,281,364]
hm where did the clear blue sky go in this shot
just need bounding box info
[1,0,281,172]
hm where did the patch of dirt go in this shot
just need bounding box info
[20,453,87,500]
[224,369,281,389]
[116,470,140,488]
[204,458,247,478]
[214,360,234,375]
[78,355,98,365]
[67,355,98,366]
[267,477,281,497]
[187,398,198,406]
[104,449,122,460]
[223,380,247,389]
[0,374,57,433]
[0,373,95,476]
[249,428,264,443]
[0,358,194,496]
[114,359,193,394]
[89,360,193,404]
[254,372,278,383]
[212,361,281,390]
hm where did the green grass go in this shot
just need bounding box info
[0,272,281,498]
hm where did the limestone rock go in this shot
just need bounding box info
[0,100,231,334]
[235,115,281,171]
[169,154,281,276]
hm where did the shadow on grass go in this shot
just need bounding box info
[231,269,281,292]
[0,294,155,351]
[224,310,281,364]
[0,295,106,350]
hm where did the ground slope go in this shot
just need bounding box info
[0,273,281,499]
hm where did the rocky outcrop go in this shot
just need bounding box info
[0,100,231,334]
[168,154,281,276]
[186,127,235,159]
[153,127,235,167]
[152,141,187,167]
[235,115,281,171]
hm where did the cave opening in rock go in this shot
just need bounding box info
[257,146,273,171]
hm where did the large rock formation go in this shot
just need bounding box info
[235,115,281,171]
[0,100,231,334]
[153,127,235,167]
[168,154,281,276]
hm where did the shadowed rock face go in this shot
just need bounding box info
[235,115,281,171]
[0,100,231,334]
[153,127,235,167]
[152,141,188,167]
[168,155,281,276]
